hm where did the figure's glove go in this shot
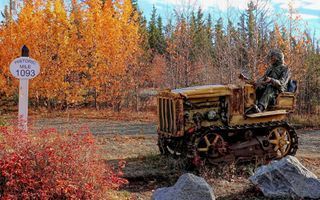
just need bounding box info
[269,78,281,88]
[264,77,272,83]
[239,73,255,85]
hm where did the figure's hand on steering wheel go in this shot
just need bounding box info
[264,77,272,83]
[239,73,255,85]
[239,73,246,80]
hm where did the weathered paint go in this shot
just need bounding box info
[157,83,295,137]
[230,113,287,126]
[172,84,233,98]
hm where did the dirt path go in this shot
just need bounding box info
[30,116,320,161]
[297,130,320,158]
[32,116,319,136]
[32,117,157,135]
[31,117,320,161]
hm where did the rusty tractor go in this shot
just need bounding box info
[157,83,298,165]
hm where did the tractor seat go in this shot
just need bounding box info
[269,80,297,110]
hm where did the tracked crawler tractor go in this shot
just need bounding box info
[157,84,298,165]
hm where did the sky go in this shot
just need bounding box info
[0,0,319,37]
[138,0,320,38]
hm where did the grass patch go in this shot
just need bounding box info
[107,190,132,200]
[290,114,320,128]
[199,161,257,182]
[141,154,189,172]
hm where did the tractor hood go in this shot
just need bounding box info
[171,84,236,99]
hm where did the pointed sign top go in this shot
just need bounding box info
[21,45,29,57]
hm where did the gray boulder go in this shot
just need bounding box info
[250,156,320,199]
[152,173,215,200]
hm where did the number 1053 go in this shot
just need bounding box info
[16,69,36,77]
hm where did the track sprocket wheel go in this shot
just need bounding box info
[268,125,298,158]
[197,133,227,159]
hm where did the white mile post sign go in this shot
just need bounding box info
[9,45,40,132]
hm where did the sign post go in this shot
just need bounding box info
[9,45,40,132]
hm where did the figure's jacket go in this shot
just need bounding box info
[257,61,291,93]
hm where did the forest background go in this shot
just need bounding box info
[0,0,319,119]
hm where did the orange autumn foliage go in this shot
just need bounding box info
[0,0,141,108]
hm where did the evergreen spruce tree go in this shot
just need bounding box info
[148,6,166,55]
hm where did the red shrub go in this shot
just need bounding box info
[0,125,127,199]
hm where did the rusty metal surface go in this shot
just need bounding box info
[157,96,184,137]
[246,110,288,118]
[171,84,233,98]
[275,92,296,110]
[158,120,298,165]
[231,88,244,115]
[244,84,256,108]
[157,83,299,165]
[157,83,297,151]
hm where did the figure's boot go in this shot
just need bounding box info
[245,104,262,114]
[257,104,265,112]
